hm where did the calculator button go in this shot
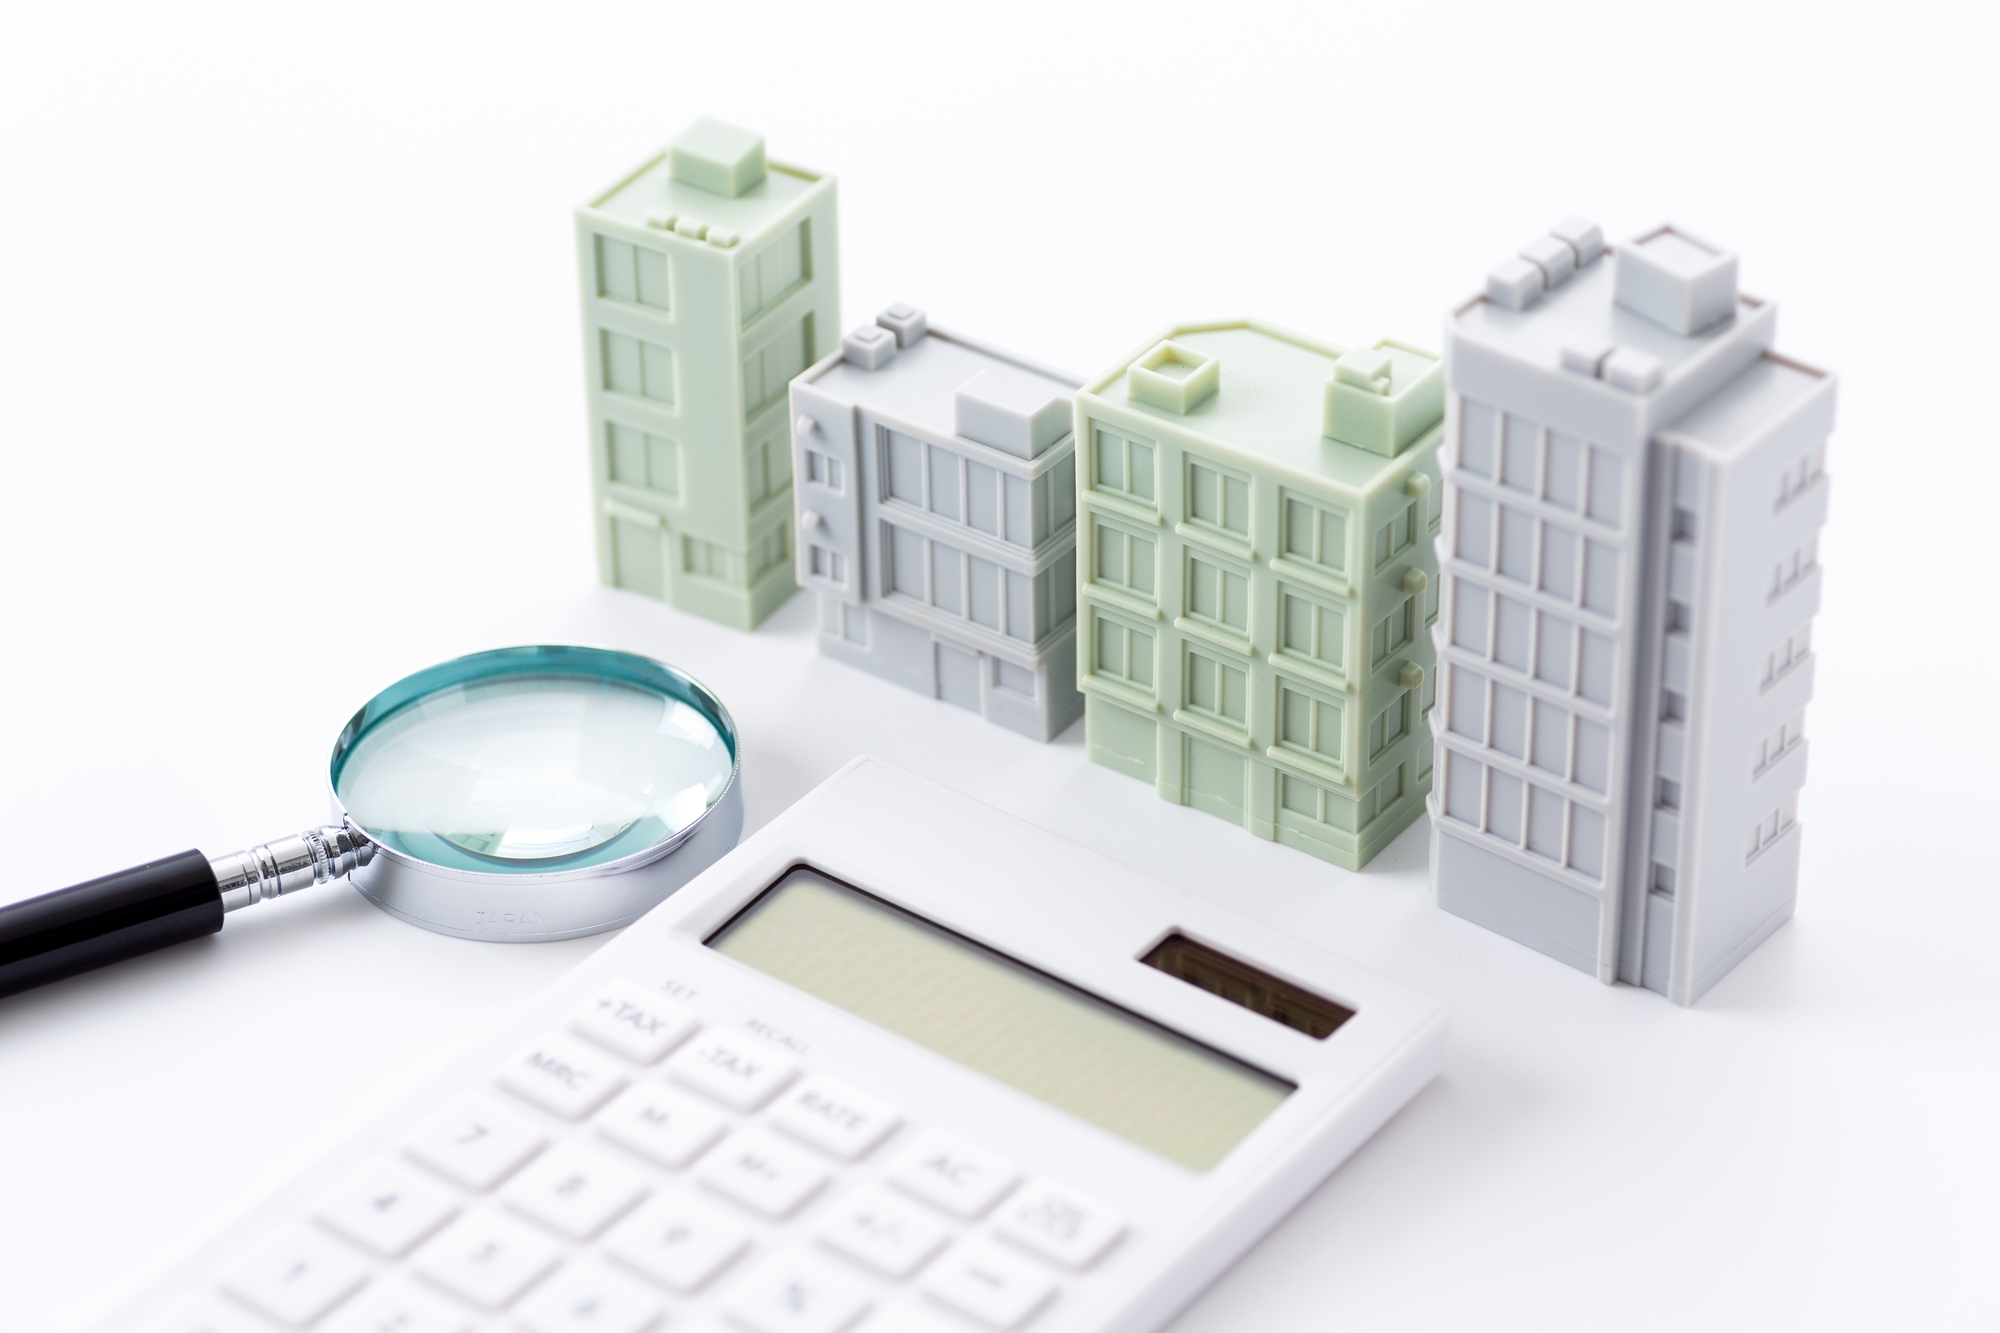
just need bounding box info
[498,1033,629,1120]
[501,1141,650,1240]
[723,1252,872,1333]
[410,1211,562,1309]
[886,1131,1019,1220]
[697,1126,831,1219]
[320,1274,476,1333]
[602,1188,752,1292]
[140,1294,278,1333]
[514,1256,666,1333]
[404,1093,547,1191]
[220,1226,369,1327]
[814,1185,949,1280]
[569,979,699,1065]
[918,1239,1056,1330]
[992,1180,1125,1270]
[315,1158,460,1258]
[854,1308,960,1333]
[665,1027,799,1111]
[768,1074,900,1162]
[593,1081,728,1169]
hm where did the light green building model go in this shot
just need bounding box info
[575,119,839,629]
[1075,321,1445,869]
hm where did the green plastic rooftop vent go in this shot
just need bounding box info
[669,118,767,199]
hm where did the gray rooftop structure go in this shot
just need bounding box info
[1432,221,1836,1004]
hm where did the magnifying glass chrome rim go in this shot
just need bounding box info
[326,644,742,943]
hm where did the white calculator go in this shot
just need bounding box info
[104,757,1448,1333]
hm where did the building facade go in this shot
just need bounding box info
[1432,219,1837,1004]
[575,118,839,630]
[1075,320,1444,870]
[789,307,1084,740]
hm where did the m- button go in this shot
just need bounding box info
[666,1027,799,1111]
[887,1129,1019,1220]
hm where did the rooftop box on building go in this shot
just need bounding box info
[1128,340,1221,415]
[1614,225,1738,335]
[955,370,1071,459]
[670,118,768,198]
[1322,339,1443,457]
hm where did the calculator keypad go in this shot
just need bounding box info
[314,1158,460,1258]
[991,1181,1126,1270]
[887,1131,1021,1220]
[601,1189,752,1292]
[157,977,1129,1331]
[410,1211,562,1308]
[816,1186,950,1278]
[513,1256,665,1333]
[919,1240,1057,1329]
[594,1082,728,1169]
[501,1141,650,1239]
[770,1074,902,1161]
[498,1034,629,1121]
[568,979,700,1065]
[220,1227,369,1326]
[666,1026,800,1111]
[402,1093,546,1190]
[697,1127,833,1219]
[725,1252,873,1333]
[318,1274,473,1333]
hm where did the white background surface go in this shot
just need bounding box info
[1,2,1996,1329]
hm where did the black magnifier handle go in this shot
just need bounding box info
[0,825,371,1000]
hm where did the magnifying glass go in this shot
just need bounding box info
[0,645,741,999]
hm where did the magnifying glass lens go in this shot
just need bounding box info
[336,674,732,875]
[0,647,740,992]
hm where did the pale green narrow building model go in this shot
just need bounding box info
[575,119,839,629]
[1075,321,1444,869]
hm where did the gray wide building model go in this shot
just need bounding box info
[1432,220,1836,1005]
[789,307,1084,740]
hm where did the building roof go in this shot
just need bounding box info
[582,127,827,247]
[1446,223,1795,446]
[1452,247,1765,390]
[1081,320,1434,490]
[811,326,1080,443]
[1663,352,1834,462]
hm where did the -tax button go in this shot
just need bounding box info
[887,1130,1018,1220]
[665,1027,798,1111]
[993,1180,1125,1269]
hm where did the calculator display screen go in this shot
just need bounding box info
[707,866,1292,1171]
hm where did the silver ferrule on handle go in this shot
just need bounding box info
[211,824,374,913]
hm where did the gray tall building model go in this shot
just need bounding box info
[789,307,1084,740]
[1431,220,1836,1004]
